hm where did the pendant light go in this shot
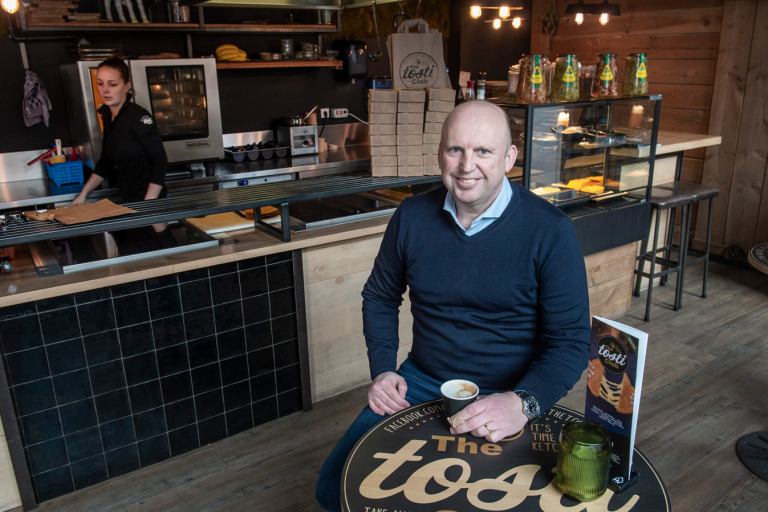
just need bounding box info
[2,0,19,14]
[565,0,621,25]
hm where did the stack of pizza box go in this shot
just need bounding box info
[423,88,455,176]
[396,89,426,177]
[368,89,398,177]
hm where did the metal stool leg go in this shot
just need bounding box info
[644,207,663,322]
[702,197,714,299]
[660,206,677,287]
[676,202,693,311]
[634,207,655,297]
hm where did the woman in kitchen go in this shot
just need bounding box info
[72,56,168,205]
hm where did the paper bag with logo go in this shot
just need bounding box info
[388,18,451,90]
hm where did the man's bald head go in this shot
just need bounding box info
[441,100,513,152]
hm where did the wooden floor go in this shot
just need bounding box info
[24,260,768,512]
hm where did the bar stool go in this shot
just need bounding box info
[633,185,695,322]
[656,181,719,309]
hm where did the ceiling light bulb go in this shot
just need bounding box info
[512,17,521,28]
[470,5,482,19]
[575,13,584,25]
[499,6,510,19]
[1,0,19,14]
[600,12,609,24]
[493,18,501,29]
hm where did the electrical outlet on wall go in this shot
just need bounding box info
[320,108,330,119]
[330,108,349,118]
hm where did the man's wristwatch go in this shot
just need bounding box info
[514,390,540,422]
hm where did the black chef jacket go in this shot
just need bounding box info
[94,98,168,202]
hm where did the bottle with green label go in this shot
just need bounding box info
[623,53,649,97]
[591,53,618,99]
[551,54,580,102]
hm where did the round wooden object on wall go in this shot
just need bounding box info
[342,400,670,512]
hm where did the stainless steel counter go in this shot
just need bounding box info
[0,145,372,210]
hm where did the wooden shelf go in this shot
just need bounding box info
[203,23,339,34]
[20,21,338,34]
[23,21,198,32]
[216,60,342,70]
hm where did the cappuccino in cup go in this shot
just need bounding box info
[441,379,479,418]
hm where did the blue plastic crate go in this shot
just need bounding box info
[45,160,84,186]
[49,182,84,195]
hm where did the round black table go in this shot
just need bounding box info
[748,242,768,275]
[342,400,670,512]
[736,243,768,482]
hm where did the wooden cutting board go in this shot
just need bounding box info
[186,212,280,234]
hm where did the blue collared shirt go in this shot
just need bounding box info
[443,179,513,236]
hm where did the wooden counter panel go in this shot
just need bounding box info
[0,435,22,512]
[311,344,411,404]
[302,235,384,285]
[584,243,638,288]
[656,131,722,156]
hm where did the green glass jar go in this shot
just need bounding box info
[556,421,612,501]
[551,54,580,102]
[623,53,649,97]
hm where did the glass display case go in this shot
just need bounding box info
[493,95,662,255]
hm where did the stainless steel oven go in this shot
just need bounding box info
[61,58,223,166]
[129,58,223,163]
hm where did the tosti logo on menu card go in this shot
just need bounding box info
[342,400,668,512]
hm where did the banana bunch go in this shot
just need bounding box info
[216,44,248,62]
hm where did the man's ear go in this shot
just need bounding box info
[505,145,518,171]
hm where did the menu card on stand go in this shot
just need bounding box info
[585,316,648,493]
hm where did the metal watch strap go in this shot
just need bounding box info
[514,390,541,421]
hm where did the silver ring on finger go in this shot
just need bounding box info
[484,423,494,435]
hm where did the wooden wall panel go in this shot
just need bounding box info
[722,0,768,252]
[556,7,722,38]
[693,0,758,251]
[550,33,720,60]
[650,84,714,111]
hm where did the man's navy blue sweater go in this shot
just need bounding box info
[362,182,591,413]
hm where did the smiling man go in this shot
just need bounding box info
[315,101,590,512]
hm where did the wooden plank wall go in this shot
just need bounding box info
[531,0,724,237]
[302,235,638,403]
[694,0,768,256]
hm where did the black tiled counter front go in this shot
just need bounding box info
[0,252,309,503]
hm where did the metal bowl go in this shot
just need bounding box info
[259,52,282,61]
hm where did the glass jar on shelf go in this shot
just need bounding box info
[517,54,547,104]
[551,54,580,102]
[623,53,649,97]
[591,54,618,99]
[507,64,520,102]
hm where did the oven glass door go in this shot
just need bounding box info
[145,65,209,141]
